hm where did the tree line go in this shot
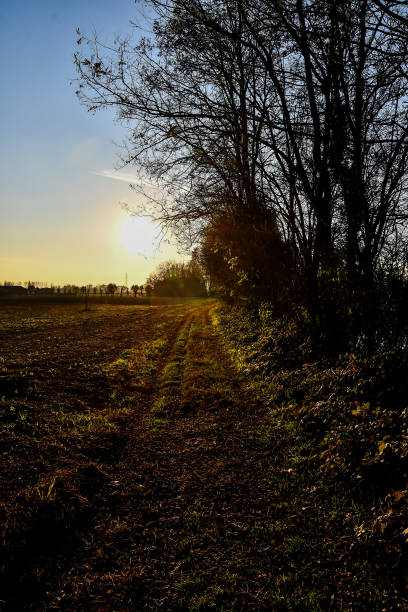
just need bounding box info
[145,258,207,297]
[75,0,408,352]
[1,265,206,298]
[0,282,151,296]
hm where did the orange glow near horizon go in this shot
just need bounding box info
[1,203,181,288]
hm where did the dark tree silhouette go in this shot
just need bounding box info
[146,260,206,297]
[75,0,408,348]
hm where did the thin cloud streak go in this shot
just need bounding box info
[94,170,144,185]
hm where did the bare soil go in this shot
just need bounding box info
[2,299,398,610]
[0,301,278,610]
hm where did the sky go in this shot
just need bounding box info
[0,0,181,287]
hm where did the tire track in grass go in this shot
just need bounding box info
[37,303,282,611]
[30,307,199,609]
[38,306,198,609]
[180,305,237,415]
[149,317,192,429]
[1,304,197,611]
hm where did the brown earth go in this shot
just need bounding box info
[2,299,389,611]
[0,301,283,610]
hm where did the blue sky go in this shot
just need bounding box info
[0,0,179,286]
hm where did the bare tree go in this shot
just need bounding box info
[75,0,408,345]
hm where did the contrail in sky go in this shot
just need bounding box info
[93,170,144,184]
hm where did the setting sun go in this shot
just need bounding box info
[119,216,159,257]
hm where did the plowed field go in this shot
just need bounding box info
[0,300,279,610]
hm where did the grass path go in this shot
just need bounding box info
[25,303,286,610]
[2,302,370,610]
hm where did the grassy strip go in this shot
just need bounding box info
[172,308,301,609]
[180,307,236,414]
[104,337,166,395]
[149,321,191,429]
[211,303,408,609]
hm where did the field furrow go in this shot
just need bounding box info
[34,304,275,610]
[1,299,322,611]
[0,301,206,608]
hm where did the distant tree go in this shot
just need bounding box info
[139,285,144,296]
[83,285,91,311]
[146,260,206,297]
[145,284,153,297]
[131,284,139,297]
[107,283,117,296]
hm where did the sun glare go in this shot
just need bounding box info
[119,216,159,257]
